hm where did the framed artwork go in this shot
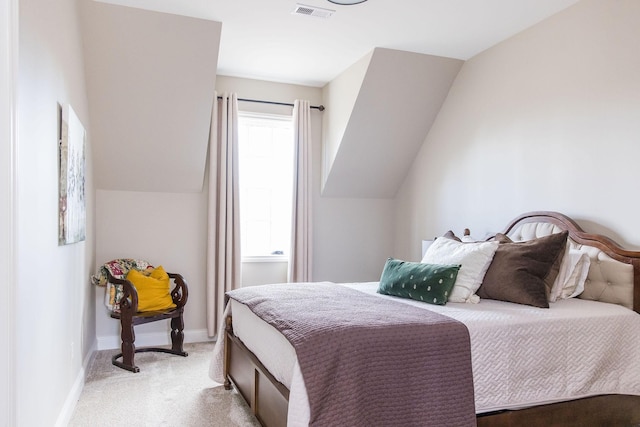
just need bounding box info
[58,103,86,245]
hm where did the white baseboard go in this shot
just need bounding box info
[97,328,214,351]
[55,339,98,427]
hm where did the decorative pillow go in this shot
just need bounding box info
[442,230,461,242]
[494,233,567,299]
[421,238,500,303]
[477,231,569,308]
[126,265,176,312]
[442,229,483,243]
[549,250,590,301]
[377,258,461,305]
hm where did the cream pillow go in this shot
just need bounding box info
[421,237,499,303]
[549,250,590,301]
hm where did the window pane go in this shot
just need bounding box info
[238,113,293,257]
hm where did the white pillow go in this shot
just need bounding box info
[549,250,590,301]
[421,237,499,303]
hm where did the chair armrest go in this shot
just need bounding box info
[106,271,139,313]
[168,272,189,308]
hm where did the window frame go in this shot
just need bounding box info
[237,110,294,263]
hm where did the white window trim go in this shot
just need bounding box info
[239,110,292,122]
[242,255,289,263]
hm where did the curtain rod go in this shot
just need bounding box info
[217,96,325,111]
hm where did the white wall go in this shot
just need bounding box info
[1,0,18,424]
[321,51,371,188]
[242,259,288,287]
[16,0,95,425]
[394,0,640,261]
[314,197,396,282]
[94,189,209,348]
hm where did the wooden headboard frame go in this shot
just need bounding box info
[499,211,640,314]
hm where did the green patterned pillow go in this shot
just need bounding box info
[377,258,461,305]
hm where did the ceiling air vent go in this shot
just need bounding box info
[292,4,335,19]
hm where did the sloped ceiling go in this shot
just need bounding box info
[321,48,463,198]
[94,0,579,87]
[80,1,221,192]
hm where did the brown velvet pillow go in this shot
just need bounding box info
[477,231,569,308]
[494,233,567,299]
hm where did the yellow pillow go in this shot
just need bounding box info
[126,266,176,312]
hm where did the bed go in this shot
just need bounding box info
[210,211,640,427]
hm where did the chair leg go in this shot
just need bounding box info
[170,314,187,356]
[122,319,136,368]
[112,314,140,373]
[113,313,187,373]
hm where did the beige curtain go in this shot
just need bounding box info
[206,92,241,336]
[288,100,313,282]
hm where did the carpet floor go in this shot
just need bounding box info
[69,342,261,427]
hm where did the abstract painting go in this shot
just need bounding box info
[58,103,86,245]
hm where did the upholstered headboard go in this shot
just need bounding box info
[499,211,640,313]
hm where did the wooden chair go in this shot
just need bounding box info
[106,267,189,373]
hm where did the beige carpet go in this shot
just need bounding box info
[69,342,261,427]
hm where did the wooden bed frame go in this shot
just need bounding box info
[223,211,640,427]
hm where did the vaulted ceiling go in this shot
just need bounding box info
[81,0,581,197]
[94,0,579,87]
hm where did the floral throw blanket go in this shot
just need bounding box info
[91,258,153,312]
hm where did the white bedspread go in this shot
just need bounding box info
[211,282,640,423]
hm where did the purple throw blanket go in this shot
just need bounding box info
[227,282,476,427]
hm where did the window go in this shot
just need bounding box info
[238,112,294,258]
